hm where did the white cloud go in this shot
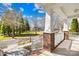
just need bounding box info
[26,15,33,19]
[33,4,45,11]
[34,4,40,9]
[23,15,26,18]
[33,4,40,11]
[3,3,12,10]
[20,7,24,12]
[3,3,12,7]
[38,10,45,13]
[37,17,42,20]
[8,7,13,10]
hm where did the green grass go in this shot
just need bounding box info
[0,31,43,40]
[0,36,28,40]
[0,36,12,40]
[22,31,43,35]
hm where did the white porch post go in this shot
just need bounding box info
[63,21,69,40]
[44,12,52,33]
[43,10,55,52]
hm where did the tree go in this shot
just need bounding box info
[0,9,30,37]
[24,19,30,31]
[16,11,25,35]
[0,21,2,33]
[69,18,78,32]
[5,25,12,36]
[32,19,38,34]
[1,23,6,35]
[1,9,17,38]
[15,11,30,35]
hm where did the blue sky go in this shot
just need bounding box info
[0,3,45,21]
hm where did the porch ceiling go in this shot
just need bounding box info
[40,3,79,19]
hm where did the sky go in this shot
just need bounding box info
[0,3,45,21]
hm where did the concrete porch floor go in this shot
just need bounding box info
[52,35,79,56]
[39,36,79,56]
[53,40,79,56]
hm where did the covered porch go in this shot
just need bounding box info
[33,3,79,56]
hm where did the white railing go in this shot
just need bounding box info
[69,32,79,36]
[69,32,79,41]
[55,31,64,46]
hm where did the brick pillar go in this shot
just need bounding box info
[43,33,55,52]
[64,31,69,40]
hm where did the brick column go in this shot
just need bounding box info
[64,31,69,40]
[43,11,55,52]
[43,33,55,52]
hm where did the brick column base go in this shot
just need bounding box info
[43,33,55,52]
[64,31,69,40]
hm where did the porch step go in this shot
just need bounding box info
[70,41,79,51]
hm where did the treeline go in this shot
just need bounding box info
[0,9,30,38]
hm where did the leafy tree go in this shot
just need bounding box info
[1,24,6,35]
[19,18,25,33]
[1,21,12,36]
[0,21,2,33]
[0,9,30,37]
[24,19,30,31]
[69,18,78,32]
[5,25,12,36]
[16,11,25,35]
[17,11,30,35]
[1,9,17,37]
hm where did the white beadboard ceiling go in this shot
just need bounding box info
[40,3,79,19]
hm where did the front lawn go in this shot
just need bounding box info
[0,31,43,40]
[22,31,43,35]
[0,36,12,40]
